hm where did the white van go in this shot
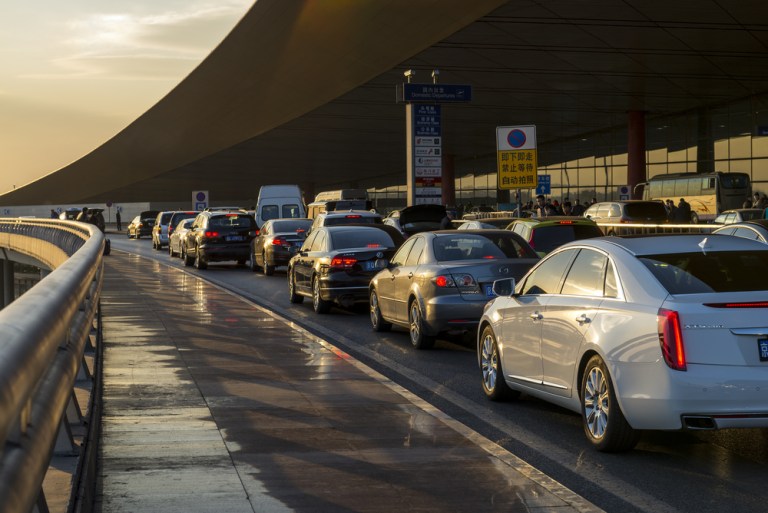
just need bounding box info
[255,184,306,228]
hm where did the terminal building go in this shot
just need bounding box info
[0,0,767,216]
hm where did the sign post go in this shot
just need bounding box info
[192,190,209,211]
[399,77,471,206]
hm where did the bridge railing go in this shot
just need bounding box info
[0,219,104,513]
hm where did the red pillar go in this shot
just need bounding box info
[627,110,646,198]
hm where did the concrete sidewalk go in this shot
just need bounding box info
[94,251,602,512]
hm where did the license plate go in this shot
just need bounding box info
[759,338,768,362]
[364,260,376,271]
[226,235,243,242]
[485,284,495,297]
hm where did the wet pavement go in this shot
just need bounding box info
[94,250,602,513]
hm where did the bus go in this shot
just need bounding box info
[307,189,371,219]
[638,171,751,223]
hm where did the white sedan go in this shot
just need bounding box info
[478,234,768,452]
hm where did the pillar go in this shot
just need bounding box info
[442,154,456,208]
[627,110,646,198]
[0,260,13,306]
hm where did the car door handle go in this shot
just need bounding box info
[407,272,414,279]
[575,314,591,324]
[529,312,542,320]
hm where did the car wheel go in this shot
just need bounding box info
[183,245,194,267]
[263,251,275,276]
[249,252,259,272]
[479,326,518,401]
[312,275,331,314]
[690,212,699,224]
[369,289,391,332]
[408,299,435,349]
[288,270,303,304]
[581,355,639,452]
[194,248,207,270]
[127,231,132,239]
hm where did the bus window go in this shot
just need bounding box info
[662,179,675,197]
[687,178,701,196]
[649,181,662,199]
[674,179,688,196]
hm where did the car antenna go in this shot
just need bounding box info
[698,237,710,255]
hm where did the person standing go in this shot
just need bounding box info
[115,209,122,231]
[675,198,691,224]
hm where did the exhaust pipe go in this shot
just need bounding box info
[682,415,716,430]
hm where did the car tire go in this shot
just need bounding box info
[194,249,207,270]
[263,251,275,276]
[312,275,331,314]
[408,299,435,349]
[479,326,518,401]
[183,245,194,267]
[369,289,391,332]
[288,270,303,304]
[249,252,259,272]
[581,355,639,452]
[690,212,699,224]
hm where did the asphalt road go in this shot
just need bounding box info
[110,234,768,513]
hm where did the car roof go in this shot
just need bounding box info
[566,234,768,256]
[514,216,597,226]
[321,209,380,217]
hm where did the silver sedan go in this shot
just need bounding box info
[369,230,539,349]
[478,235,768,452]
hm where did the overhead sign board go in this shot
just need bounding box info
[535,175,551,195]
[399,83,472,103]
[496,125,538,190]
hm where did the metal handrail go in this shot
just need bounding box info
[0,219,104,513]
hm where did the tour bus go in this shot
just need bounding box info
[307,189,372,219]
[637,171,751,223]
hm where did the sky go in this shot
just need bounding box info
[0,0,253,195]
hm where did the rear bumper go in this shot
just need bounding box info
[422,294,490,335]
[200,244,250,262]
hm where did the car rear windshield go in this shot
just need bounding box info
[639,251,768,294]
[532,225,604,253]
[209,214,255,230]
[272,220,311,233]
[160,213,173,224]
[331,230,396,249]
[433,233,537,261]
[624,203,667,219]
[324,215,382,226]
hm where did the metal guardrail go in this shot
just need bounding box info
[0,219,104,513]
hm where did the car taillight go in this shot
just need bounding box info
[658,308,686,371]
[433,274,479,292]
[558,220,574,225]
[204,230,219,238]
[330,256,357,269]
[272,237,288,246]
[168,226,174,235]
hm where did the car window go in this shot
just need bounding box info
[323,215,381,226]
[532,225,603,254]
[561,249,609,297]
[624,202,667,219]
[310,231,327,251]
[640,251,768,294]
[520,249,577,295]
[405,236,426,266]
[715,227,736,236]
[604,259,618,297]
[281,204,301,218]
[301,231,318,251]
[209,214,254,229]
[731,227,761,241]
[272,220,311,233]
[261,204,279,222]
[389,238,416,267]
[609,204,621,217]
[330,229,396,249]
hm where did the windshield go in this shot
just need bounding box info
[532,225,604,253]
[640,251,768,294]
[433,233,537,261]
[331,230,396,249]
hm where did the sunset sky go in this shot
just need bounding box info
[0,0,253,195]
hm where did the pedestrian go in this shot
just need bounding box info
[76,207,89,222]
[743,195,754,209]
[50,209,57,219]
[115,210,122,231]
[675,198,691,224]
[440,210,454,229]
[534,194,547,217]
[753,192,768,209]
[562,201,573,216]
[664,199,676,221]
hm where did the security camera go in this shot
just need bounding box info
[404,69,415,78]
[431,69,439,84]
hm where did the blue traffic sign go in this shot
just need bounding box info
[535,175,551,195]
[400,83,472,103]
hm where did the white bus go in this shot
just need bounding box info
[637,171,751,223]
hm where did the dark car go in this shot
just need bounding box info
[127,210,160,239]
[383,204,447,236]
[583,200,668,235]
[182,211,257,269]
[288,225,405,313]
[506,216,604,255]
[167,210,199,244]
[250,218,312,275]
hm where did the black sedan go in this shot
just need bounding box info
[288,225,405,314]
[250,218,312,275]
[182,211,257,269]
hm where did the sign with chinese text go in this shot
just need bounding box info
[496,126,538,190]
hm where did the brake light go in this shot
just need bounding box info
[204,231,219,238]
[168,226,174,235]
[433,274,478,290]
[658,308,686,371]
[367,243,382,248]
[345,215,362,219]
[272,237,288,246]
[703,301,768,308]
[558,220,574,225]
[330,256,357,268]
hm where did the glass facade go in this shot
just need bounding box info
[368,93,768,213]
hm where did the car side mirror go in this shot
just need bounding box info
[492,277,516,297]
